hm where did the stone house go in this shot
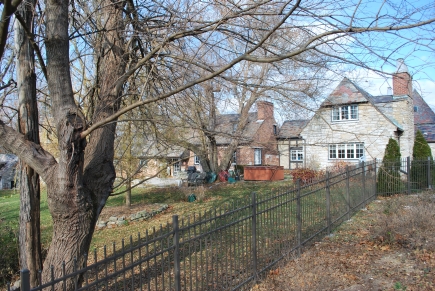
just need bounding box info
[278,59,430,169]
[0,154,18,189]
[140,101,280,177]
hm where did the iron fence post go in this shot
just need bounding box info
[172,215,181,291]
[407,156,411,195]
[374,159,377,198]
[296,179,301,257]
[428,156,431,189]
[251,192,258,282]
[20,269,30,291]
[346,166,350,220]
[326,171,331,235]
[362,161,366,203]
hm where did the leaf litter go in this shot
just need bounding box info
[252,192,435,291]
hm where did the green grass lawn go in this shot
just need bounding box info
[0,178,294,283]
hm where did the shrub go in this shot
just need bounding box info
[234,164,244,175]
[410,130,434,190]
[0,224,19,285]
[291,168,324,185]
[377,138,403,195]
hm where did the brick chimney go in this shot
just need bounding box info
[392,58,412,96]
[257,101,274,120]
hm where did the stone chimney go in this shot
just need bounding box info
[392,58,412,96]
[257,101,274,120]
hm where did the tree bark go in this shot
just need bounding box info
[39,0,128,287]
[15,0,42,287]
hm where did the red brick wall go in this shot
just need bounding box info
[393,72,412,96]
[257,101,274,120]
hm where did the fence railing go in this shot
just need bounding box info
[10,160,381,291]
[377,157,434,196]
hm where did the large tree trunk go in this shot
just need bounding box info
[41,0,93,288]
[15,0,42,287]
[41,0,127,288]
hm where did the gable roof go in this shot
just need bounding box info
[278,120,309,139]
[320,78,371,107]
[413,90,435,125]
[416,124,435,143]
[320,78,404,131]
[214,112,263,145]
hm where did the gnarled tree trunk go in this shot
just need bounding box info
[40,0,128,289]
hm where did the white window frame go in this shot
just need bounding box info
[232,151,237,164]
[332,105,358,121]
[194,155,200,165]
[172,159,181,175]
[290,149,303,161]
[254,148,262,165]
[328,143,364,160]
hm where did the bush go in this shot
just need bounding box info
[234,165,244,175]
[410,130,434,190]
[377,138,403,195]
[0,225,19,285]
[291,168,324,185]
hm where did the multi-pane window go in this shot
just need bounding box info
[329,143,364,159]
[254,148,262,165]
[332,105,358,121]
[194,155,200,165]
[232,151,237,164]
[172,159,181,175]
[290,149,303,161]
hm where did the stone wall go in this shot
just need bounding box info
[301,102,398,169]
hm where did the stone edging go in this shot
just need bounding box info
[96,204,169,230]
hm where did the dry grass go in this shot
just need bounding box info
[253,191,435,291]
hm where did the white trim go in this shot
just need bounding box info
[329,143,364,160]
[331,104,358,122]
[254,148,262,165]
[290,149,304,161]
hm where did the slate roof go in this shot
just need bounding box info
[214,112,262,145]
[320,78,371,107]
[413,90,435,125]
[416,124,435,143]
[278,120,309,139]
[141,140,189,159]
[369,90,435,142]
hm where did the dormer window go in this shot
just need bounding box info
[414,106,419,112]
[332,105,358,121]
[273,124,277,135]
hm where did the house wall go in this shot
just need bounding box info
[396,98,415,158]
[429,143,435,156]
[186,151,204,172]
[278,139,305,169]
[301,102,399,169]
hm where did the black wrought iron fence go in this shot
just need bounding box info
[377,157,434,196]
[12,160,380,291]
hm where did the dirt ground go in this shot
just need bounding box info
[252,193,435,291]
